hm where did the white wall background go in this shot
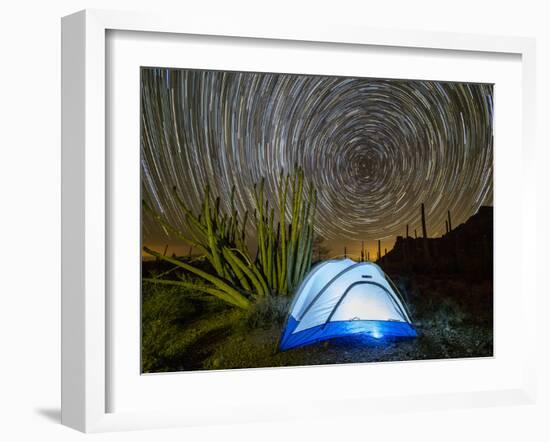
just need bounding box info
[0,1,548,441]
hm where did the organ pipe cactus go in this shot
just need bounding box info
[143,168,317,309]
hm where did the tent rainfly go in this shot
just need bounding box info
[279,259,417,351]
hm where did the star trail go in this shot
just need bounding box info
[141,68,493,258]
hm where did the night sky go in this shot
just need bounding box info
[141,68,493,259]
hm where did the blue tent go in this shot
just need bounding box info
[279,259,416,351]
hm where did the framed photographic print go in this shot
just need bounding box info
[61,9,537,432]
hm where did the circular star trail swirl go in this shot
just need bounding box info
[141,68,493,256]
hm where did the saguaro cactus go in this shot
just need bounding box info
[421,203,428,238]
[420,203,431,263]
[378,240,381,260]
[447,210,452,232]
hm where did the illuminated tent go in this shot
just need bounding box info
[279,259,416,351]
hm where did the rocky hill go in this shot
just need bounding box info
[378,206,493,281]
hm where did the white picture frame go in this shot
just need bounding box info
[61,9,537,433]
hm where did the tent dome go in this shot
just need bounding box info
[279,259,416,350]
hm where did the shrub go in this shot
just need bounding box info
[245,295,291,329]
[141,282,198,372]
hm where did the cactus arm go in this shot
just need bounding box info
[143,278,249,309]
[277,171,288,293]
[202,186,224,276]
[142,200,200,247]
[220,246,252,293]
[227,247,267,295]
[143,246,249,307]
[266,207,274,289]
[223,247,266,298]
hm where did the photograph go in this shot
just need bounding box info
[0,0,543,438]
[140,67,494,373]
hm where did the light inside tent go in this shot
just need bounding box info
[371,329,383,339]
[330,285,403,322]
